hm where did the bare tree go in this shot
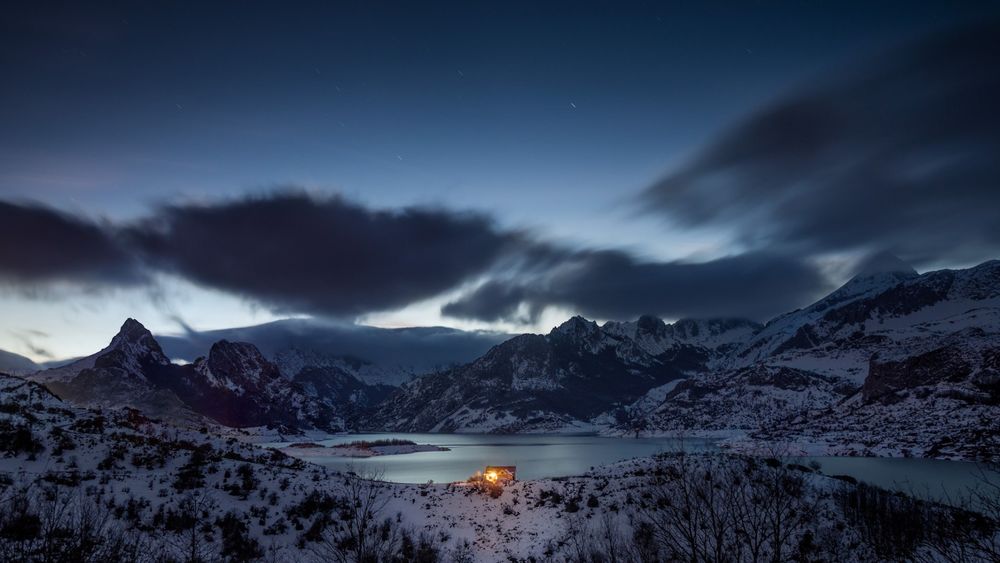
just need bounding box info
[752,459,817,562]
[635,453,739,562]
[918,463,1000,563]
[597,509,629,563]
[631,453,819,563]
[163,489,220,563]
[0,482,151,563]
[311,469,403,563]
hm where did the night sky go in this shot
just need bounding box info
[2,1,999,360]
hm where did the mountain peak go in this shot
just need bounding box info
[810,253,919,311]
[108,319,165,360]
[209,339,264,359]
[202,340,279,385]
[636,315,666,332]
[550,315,599,337]
[852,252,918,279]
[117,318,152,340]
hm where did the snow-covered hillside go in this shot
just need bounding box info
[361,315,753,433]
[612,260,1000,461]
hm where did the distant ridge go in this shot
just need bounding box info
[0,348,41,375]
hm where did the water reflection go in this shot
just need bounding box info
[265,433,998,505]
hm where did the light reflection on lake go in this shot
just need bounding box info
[265,433,998,504]
[266,433,716,483]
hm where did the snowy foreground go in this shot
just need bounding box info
[2,374,1000,562]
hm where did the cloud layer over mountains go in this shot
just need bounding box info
[441,250,826,323]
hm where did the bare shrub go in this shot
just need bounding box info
[310,469,408,563]
[631,453,820,563]
[0,482,150,562]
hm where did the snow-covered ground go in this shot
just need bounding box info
[2,372,998,562]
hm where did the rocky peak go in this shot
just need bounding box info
[201,340,280,387]
[110,318,162,351]
[635,315,668,337]
[550,315,600,338]
[548,316,608,354]
[814,253,919,310]
[670,319,704,339]
[105,318,169,367]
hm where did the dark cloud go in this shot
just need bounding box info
[0,201,143,287]
[441,280,536,323]
[443,251,829,323]
[2,191,833,323]
[640,22,1000,266]
[126,191,517,317]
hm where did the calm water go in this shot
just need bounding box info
[266,433,998,503]
[798,455,999,504]
[267,433,716,483]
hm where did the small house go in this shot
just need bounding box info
[484,465,516,484]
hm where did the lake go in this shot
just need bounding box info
[266,433,998,503]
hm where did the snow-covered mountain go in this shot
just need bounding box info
[23,319,388,433]
[613,364,857,436]
[272,347,396,420]
[272,346,408,391]
[10,258,1000,460]
[602,315,761,370]
[730,259,998,382]
[359,258,1000,460]
[26,318,200,424]
[30,318,170,385]
[616,259,1000,461]
[361,315,757,433]
[0,348,41,376]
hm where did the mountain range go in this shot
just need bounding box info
[362,258,1000,460]
[361,315,759,433]
[7,257,999,461]
[23,320,391,434]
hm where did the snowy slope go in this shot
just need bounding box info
[0,348,41,376]
[616,259,1000,461]
[361,316,714,433]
